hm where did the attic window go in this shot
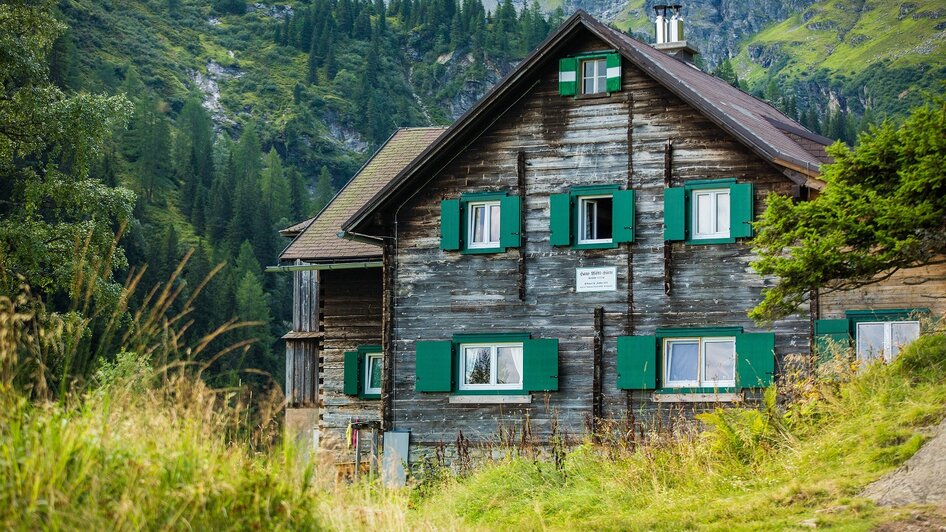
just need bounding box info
[558,53,622,96]
[581,58,607,95]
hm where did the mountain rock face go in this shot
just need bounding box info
[524,0,819,69]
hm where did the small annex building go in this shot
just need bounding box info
[277,126,446,459]
[276,9,946,474]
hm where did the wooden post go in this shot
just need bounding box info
[517,150,527,302]
[354,429,361,481]
[381,241,395,432]
[663,139,673,296]
[592,306,604,438]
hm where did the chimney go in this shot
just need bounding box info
[653,4,699,63]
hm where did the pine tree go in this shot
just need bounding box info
[313,166,335,212]
[137,96,173,202]
[262,148,291,226]
[713,59,740,89]
[287,167,311,220]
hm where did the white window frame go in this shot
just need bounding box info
[577,194,613,245]
[663,336,737,388]
[458,342,524,391]
[691,188,731,240]
[856,320,920,362]
[580,58,607,95]
[466,201,501,249]
[363,352,383,395]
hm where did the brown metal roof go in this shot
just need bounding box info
[279,127,447,262]
[343,10,832,234]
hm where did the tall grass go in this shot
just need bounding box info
[0,255,413,530]
[412,334,946,530]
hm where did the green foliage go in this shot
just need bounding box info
[0,0,134,304]
[750,96,946,322]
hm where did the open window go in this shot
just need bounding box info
[578,195,613,245]
[549,186,634,249]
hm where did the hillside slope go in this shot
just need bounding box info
[732,0,946,117]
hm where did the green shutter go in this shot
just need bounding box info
[663,187,686,241]
[730,182,754,238]
[440,199,461,251]
[499,195,521,249]
[343,351,361,395]
[612,189,635,244]
[605,53,622,92]
[616,335,657,390]
[558,57,577,96]
[814,319,851,364]
[523,338,558,392]
[415,340,453,392]
[549,193,572,246]
[736,332,775,388]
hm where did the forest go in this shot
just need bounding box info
[19,0,565,394]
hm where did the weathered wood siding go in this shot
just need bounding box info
[318,268,383,452]
[285,261,319,407]
[292,262,319,332]
[387,30,810,452]
[819,262,946,319]
[286,340,318,406]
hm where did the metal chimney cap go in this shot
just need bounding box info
[653,4,669,15]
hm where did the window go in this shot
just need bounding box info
[458,343,524,391]
[440,194,520,253]
[558,54,621,97]
[692,188,731,239]
[581,58,607,95]
[343,345,382,398]
[467,201,501,248]
[664,337,736,388]
[663,180,753,243]
[364,352,383,395]
[578,195,613,244]
[856,321,920,362]
[549,187,634,248]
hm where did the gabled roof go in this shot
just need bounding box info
[343,10,831,234]
[279,127,446,262]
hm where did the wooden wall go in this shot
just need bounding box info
[819,262,946,320]
[387,30,810,451]
[318,268,384,453]
[285,262,319,407]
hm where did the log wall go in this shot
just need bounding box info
[818,262,946,320]
[318,268,384,454]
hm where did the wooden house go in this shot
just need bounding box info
[277,10,946,472]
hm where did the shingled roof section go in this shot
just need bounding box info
[279,217,313,238]
[279,127,446,262]
[343,11,832,234]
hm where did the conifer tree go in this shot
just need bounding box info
[313,166,335,213]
